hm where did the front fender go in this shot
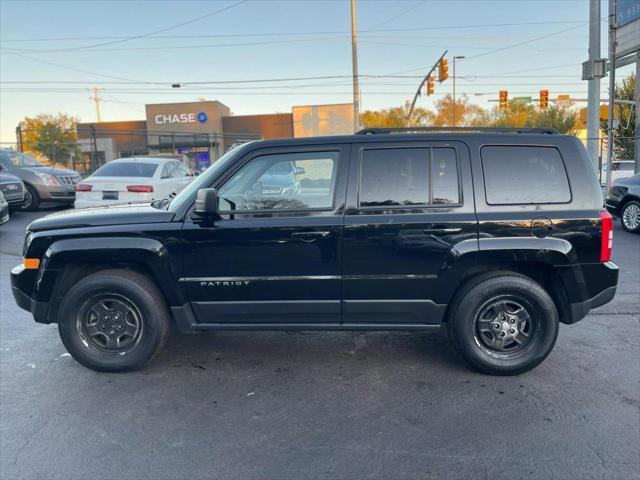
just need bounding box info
[37,236,183,306]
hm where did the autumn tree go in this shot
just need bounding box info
[19,113,81,166]
[601,72,636,160]
[481,102,577,134]
[360,104,434,128]
[432,95,488,127]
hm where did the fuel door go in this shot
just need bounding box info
[530,217,554,238]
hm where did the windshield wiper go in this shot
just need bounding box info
[152,192,176,210]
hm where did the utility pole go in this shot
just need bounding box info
[350,0,360,132]
[605,0,617,194]
[452,55,465,127]
[89,87,102,123]
[15,124,24,152]
[585,0,604,172]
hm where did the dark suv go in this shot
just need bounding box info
[10,128,619,375]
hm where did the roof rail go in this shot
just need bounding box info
[356,127,560,135]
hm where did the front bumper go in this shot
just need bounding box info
[10,265,49,323]
[35,184,76,203]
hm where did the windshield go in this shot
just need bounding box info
[167,144,249,213]
[1,150,45,168]
[92,162,158,178]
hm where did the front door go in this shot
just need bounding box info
[342,141,477,326]
[181,145,349,327]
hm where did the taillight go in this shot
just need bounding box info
[127,185,154,193]
[599,210,613,262]
[75,183,92,192]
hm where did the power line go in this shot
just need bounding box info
[6,52,157,83]
[464,24,585,60]
[0,20,592,49]
[368,0,428,29]
[38,0,250,52]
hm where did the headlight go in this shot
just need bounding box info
[34,172,60,186]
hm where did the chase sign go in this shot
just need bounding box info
[154,111,208,125]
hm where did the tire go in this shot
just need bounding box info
[57,269,170,372]
[620,200,640,233]
[447,273,559,376]
[20,184,40,211]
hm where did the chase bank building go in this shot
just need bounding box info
[77,100,354,172]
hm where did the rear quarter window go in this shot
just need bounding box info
[481,145,571,205]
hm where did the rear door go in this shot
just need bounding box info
[342,140,477,326]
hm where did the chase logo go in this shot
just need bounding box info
[196,112,208,123]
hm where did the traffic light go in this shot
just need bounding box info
[438,58,449,82]
[499,90,508,111]
[539,89,549,109]
[425,75,435,96]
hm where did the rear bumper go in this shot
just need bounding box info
[565,261,619,324]
[10,265,49,323]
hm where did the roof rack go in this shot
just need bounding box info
[356,127,560,135]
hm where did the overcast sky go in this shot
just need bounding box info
[0,0,635,143]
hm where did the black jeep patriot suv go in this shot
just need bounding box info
[11,128,619,375]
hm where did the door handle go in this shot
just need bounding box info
[292,231,331,242]
[422,227,462,234]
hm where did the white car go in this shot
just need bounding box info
[74,157,194,209]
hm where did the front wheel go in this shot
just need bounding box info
[621,200,640,233]
[57,269,170,372]
[447,274,559,376]
[20,184,40,211]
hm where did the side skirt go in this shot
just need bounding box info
[170,304,443,333]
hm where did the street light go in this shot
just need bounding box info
[452,55,465,127]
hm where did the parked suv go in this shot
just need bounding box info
[11,128,619,375]
[0,149,80,210]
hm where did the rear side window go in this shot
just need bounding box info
[359,147,460,207]
[93,162,157,178]
[481,146,571,205]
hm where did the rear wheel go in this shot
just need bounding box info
[57,269,170,372]
[447,273,559,375]
[620,200,640,233]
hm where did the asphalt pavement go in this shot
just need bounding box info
[1,208,638,480]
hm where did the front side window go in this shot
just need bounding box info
[359,147,460,207]
[218,151,338,212]
[481,146,571,205]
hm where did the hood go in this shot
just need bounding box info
[23,166,79,176]
[28,204,175,232]
[0,172,23,184]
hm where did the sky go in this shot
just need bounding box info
[0,0,636,144]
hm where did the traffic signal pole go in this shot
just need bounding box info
[407,50,448,125]
[586,0,602,172]
[605,0,617,194]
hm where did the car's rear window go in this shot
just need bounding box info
[93,162,157,178]
[481,146,571,205]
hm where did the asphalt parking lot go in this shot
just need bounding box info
[0,208,638,480]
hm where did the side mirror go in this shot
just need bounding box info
[194,188,218,217]
[295,166,305,175]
